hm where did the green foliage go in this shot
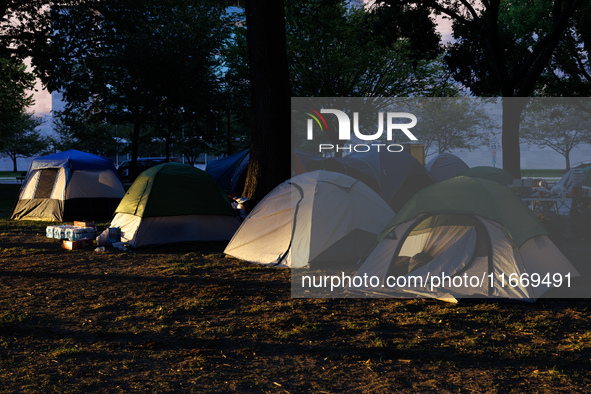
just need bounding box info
[413,98,495,156]
[0,57,37,152]
[540,3,591,96]
[286,0,459,97]
[0,0,57,60]
[0,57,35,114]
[0,111,47,172]
[34,0,238,161]
[380,0,585,178]
[520,100,591,170]
[0,27,49,171]
[52,116,129,158]
[435,0,585,97]
[217,21,252,156]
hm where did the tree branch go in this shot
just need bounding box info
[458,0,480,21]
[515,0,583,96]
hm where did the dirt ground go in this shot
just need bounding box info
[1,217,590,393]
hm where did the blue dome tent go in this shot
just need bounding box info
[324,151,435,212]
[11,150,125,221]
[206,149,249,196]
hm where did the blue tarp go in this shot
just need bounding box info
[28,149,118,173]
[206,150,249,196]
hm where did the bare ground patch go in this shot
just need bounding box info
[0,217,590,392]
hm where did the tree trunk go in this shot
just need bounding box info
[502,98,528,179]
[166,116,172,161]
[130,110,143,179]
[486,1,582,180]
[11,156,17,172]
[226,109,232,156]
[242,0,291,201]
[565,150,571,171]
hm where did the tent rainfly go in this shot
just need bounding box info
[353,176,580,302]
[206,149,249,197]
[425,153,470,183]
[323,150,435,212]
[553,164,591,193]
[11,149,125,221]
[110,162,241,247]
[224,170,395,268]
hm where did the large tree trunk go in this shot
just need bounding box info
[498,1,581,179]
[501,98,528,179]
[242,0,291,201]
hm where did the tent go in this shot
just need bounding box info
[425,153,469,182]
[110,162,241,247]
[293,149,327,175]
[206,149,249,196]
[353,176,579,302]
[323,151,435,212]
[224,170,395,268]
[579,166,591,188]
[553,164,591,193]
[459,166,513,185]
[11,149,124,221]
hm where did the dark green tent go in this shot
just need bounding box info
[354,176,579,302]
[117,162,234,217]
[388,176,546,247]
[111,163,240,247]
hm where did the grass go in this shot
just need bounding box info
[0,171,26,177]
[51,346,89,358]
[0,311,27,325]
[1,184,591,392]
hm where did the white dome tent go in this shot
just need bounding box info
[224,170,395,269]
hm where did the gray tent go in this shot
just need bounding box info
[425,153,469,182]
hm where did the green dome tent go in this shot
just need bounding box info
[111,163,241,247]
[353,176,579,302]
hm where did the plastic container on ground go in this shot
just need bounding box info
[65,226,96,241]
[53,225,76,240]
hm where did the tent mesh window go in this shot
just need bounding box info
[34,168,59,199]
